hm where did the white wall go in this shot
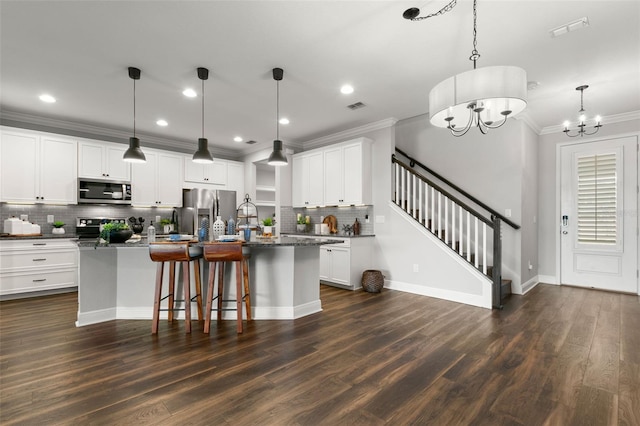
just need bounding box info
[537,118,640,282]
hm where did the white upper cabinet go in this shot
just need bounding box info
[78,140,130,181]
[0,127,77,204]
[324,139,371,206]
[292,151,324,207]
[184,158,227,185]
[226,160,245,207]
[131,149,183,207]
[293,137,371,208]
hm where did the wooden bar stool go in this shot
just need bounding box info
[148,242,203,334]
[203,242,251,334]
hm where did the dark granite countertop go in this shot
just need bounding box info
[281,233,375,238]
[0,233,80,240]
[79,235,342,249]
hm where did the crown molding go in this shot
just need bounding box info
[539,110,640,135]
[0,109,243,159]
[301,117,398,150]
[514,111,542,135]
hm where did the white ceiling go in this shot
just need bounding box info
[1,1,639,158]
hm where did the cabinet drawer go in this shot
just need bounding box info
[0,249,77,272]
[0,269,77,295]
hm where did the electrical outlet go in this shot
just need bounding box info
[505,209,512,218]
[155,215,161,224]
[413,264,419,272]
[47,215,54,223]
[528,261,533,270]
[365,214,369,223]
[20,214,28,221]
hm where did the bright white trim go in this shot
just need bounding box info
[538,274,559,285]
[385,279,492,309]
[300,118,398,150]
[520,276,540,294]
[75,307,117,327]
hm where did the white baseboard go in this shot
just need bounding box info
[76,307,117,327]
[77,299,324,326]
[521,276,540,294]
[538,274,559,285]
[385,280,492,309]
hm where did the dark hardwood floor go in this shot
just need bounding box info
[1,283,638,425]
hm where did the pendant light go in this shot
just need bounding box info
[123,67,146,163]
[192,67,214,163]
[267,67,288,167]
[409,0,527,137]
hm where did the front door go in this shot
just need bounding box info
[560,136,638,293]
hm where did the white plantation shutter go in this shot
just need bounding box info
[576,152,617,245]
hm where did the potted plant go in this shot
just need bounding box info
[296,215,307,233]
[52,221,65,235]
[97,222,132,246]
[160,218,174,234]
[262,217,273,237]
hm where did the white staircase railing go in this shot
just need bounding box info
[392,154,508,308]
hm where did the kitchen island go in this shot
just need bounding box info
[76,236,340,327]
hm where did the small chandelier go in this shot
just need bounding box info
[123,67,146,163]
[563,85,602,137]
[412,0,527,137]
[192,67,214,163]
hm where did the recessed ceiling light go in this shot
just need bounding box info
[279,118,290,125]
[340,84,354,95]
[156,119,168,126]
[182,88,197,98]
[39,94,56,103]
[233,136,243,142]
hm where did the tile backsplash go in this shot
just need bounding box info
[1,203,375,236]
[0,203,178,235]
[279,205,374,235]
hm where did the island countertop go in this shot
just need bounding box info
[80,235,343,248]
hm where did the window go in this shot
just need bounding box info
[576,152,617,245]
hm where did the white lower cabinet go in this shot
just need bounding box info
[0,239,78,298]
[318,237,373,290]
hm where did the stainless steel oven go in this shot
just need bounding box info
[78,179,131,204]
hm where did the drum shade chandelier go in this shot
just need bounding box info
[192,67,214,163]
[268,67,288,166]
[563,85,602,137]
[123,67,147,163]
[406,0,527,137]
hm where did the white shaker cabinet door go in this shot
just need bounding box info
[156,152,183,207]
[1,130,38,202]
[39,135,77,204]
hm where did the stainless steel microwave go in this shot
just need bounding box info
[78,179,132,204]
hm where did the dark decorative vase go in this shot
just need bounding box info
[109,229,133,243]
[132,224,144,234]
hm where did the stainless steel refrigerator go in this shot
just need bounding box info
[180,188,237,240]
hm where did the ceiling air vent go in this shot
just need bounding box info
[245,140,257,145]
[549,17,589,38]
[347,101,366,110]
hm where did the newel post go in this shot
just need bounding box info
[492,216,503,309]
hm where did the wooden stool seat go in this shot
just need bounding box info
[149,242,203,334]
[203,242,251,334]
